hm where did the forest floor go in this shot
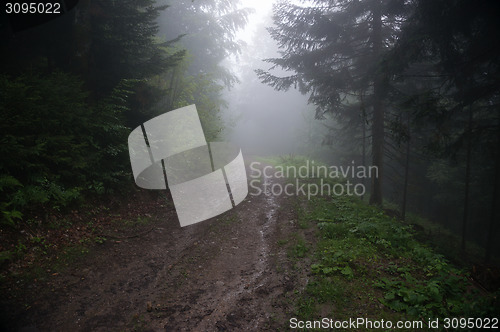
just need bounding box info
[1,158,499,331]
[1,161,311,331]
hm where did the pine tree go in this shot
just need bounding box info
[157,0,252,87]
[390,0,500,257]
[257,0,406,205]
[76,0,183,97]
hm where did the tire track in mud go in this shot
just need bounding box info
[159,164,288,331]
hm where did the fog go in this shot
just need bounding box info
[221,5,318,157]
[0,0,498,328]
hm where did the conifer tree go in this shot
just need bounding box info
[257,0,406,205]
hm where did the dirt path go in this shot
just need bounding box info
[10,162,305,331]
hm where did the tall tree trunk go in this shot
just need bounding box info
[361,91,366,201]
[485,122,500,263]
[402,115,411,221]
[461,105,473,252]
[167,67,179,110]
[369,0,385,206]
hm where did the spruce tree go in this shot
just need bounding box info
[257,0,406,205]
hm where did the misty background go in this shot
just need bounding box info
[223,4,310,156]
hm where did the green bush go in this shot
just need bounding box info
[0,72,129,225]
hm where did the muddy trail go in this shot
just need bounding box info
[3,162,309,331]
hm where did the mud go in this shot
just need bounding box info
[7,162,306,331]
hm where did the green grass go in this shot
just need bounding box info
[220,211,240,225]
[271,156,499,330]
[289,236,310,259]
[116,215,152,228]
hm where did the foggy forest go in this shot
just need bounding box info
[0,0,499,330]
